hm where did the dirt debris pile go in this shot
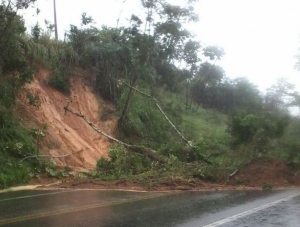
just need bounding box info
[229,159,300,187]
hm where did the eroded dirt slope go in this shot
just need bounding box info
[228,159,300,187]
[17,69,116,171]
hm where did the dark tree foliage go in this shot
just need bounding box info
[265,78,299,111]
[228,111,290,151]
[0,2,34,107]
[0,0,39,189]
[190,63,226,109]
[190,76,263,113]
[31,22,41,41]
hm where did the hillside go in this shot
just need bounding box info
[1,0,300,190]
[5,69,300,190]
[16,68,116,171]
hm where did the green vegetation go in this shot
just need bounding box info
[1,0,300,189]
[0,0,37,188]
[47,65,70,94]
[261,182,274,191]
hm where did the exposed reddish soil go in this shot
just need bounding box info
[228,159,300,188]
[17,68,116,171]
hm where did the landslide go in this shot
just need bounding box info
[17,68,116,171]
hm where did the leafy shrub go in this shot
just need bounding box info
[47,66,70,94]
[0,105,40,188]
[44,165,71,178]
[228,111,290,151]
[26,91,40,107]
[0,152,38,189]
[96,145,153,180]
[276,140,300,166]
[262,182,274,191]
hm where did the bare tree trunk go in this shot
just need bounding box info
[53,0,58,40]
[21,149,84,162]
[120,80,193,147]
[185,81,189,110]
[118,74,139,128]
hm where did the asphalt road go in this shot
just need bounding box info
[0,189,299,227]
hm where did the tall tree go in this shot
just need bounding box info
[119,0,201,126]
[265,78,298,111]
[0,0,36,106]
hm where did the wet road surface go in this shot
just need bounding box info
[0,189,299,226]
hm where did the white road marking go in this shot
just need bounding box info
[203,192,300,227]
[0,190,72,202]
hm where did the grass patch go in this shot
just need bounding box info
[181,109,228,141]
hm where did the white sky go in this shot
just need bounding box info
[21,0,300,91]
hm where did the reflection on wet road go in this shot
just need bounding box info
[220,193,300,227]
[0,189,299,226]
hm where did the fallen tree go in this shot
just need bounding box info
[20,149,84,162]
[119,79,193,147]
[63,100,167,164]
[118,80,212,164]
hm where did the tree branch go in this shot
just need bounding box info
[20,149,84,162]
[119,80,214,164]
[63,101,167,163]
[120,79,193,147]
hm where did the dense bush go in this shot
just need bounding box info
[0,153,36,189]
[96,146,153,180]
[47,66,70,94]
[228,111,290,152]
[0,107,40,188]
[0,1,41,188]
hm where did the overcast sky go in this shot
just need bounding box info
[22,0,300,91]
